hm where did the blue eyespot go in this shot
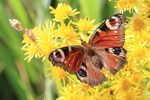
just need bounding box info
[78,69,87,77]
[113,47,121,55]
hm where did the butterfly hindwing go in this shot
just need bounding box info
[76,57,107,87]
[49,46,85,74]
[95,47,127,74]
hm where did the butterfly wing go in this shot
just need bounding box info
[49,46,85,74]
[88,13,127,48]
[76,55,107,87]
[95,48,127,74]
[88,13,127,74]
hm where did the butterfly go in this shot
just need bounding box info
[48,13,127,87]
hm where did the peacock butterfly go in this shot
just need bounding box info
[48,13,127,87]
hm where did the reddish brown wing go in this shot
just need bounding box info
[95,48,127,74]
[88,13,127,48]
[76,57,106,87]
[49,46,85,74]
[88,13,127,74]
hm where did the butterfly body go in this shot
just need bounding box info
[49,13,127,87]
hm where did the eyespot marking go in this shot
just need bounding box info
[78,69,87,77]
[77,63,87,77]
[113,47,121,55]
[53,49,65,63]
[106,16,122,30]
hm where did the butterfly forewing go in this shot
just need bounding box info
[88,13,127,48]
[49,46,85,74]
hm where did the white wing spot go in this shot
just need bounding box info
[64,60,67,64]
[114,31,118,33]
[114,36,118,38]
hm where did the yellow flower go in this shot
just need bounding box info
[115,0,142,12]
[101,88,120,100]
[118,77,132,91]
[22,43,41,62]
[58,84,81,100]
[54,21,81,47]
[130,71,143,84]
[72,18,97,42]
[143,69,150,79]
[49,3,80,21]
[138,1,150,15]
[137,83,149,100]
[45,66,71,86]
[127,13,150,35]
[57,83,103,100]
[21,20,57,61]
[115,1,127,13]
[73,18,96,33]
[21,30,42,62]
[112,71,133,92]
[59,21,80,40]
[122,89,140,100]
[37,20,56,59]
[22,32,34,44]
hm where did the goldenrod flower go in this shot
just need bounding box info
[72,18,97,42]
[22,43,41,62]
[49,3,80,21]
[58,84,81,100]
[136,83,149,99]
[45,66,71,86]
[127,13,150,35]
[21,20,57,61]
[115,1,127,13]
[117,77,132,91]
[73,18,96,33]
[37,20,56,58]
[115,0,142,12]
[56,21,80,46]
[57,83,103,100]
[130,71,144,88]
[21,30,41,62]
[100,87,120,100]
[122,89,140,100]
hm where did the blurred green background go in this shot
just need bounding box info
[0,0,120,100]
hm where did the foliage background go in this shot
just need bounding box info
[0,0,132,100]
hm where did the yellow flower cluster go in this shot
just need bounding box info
[115,0,142,13]
[20,2,150,100]
[21,3,96,62]
[115,0,150,100]
[49,3,80,21]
